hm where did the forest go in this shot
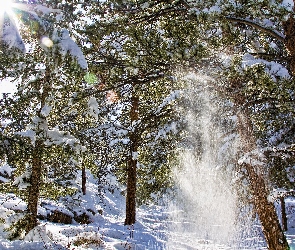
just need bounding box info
[0,0,295,249]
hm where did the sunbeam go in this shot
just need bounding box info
[0,1,37,52]
[0,0,15,16]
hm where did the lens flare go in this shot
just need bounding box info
[41,36,53,48]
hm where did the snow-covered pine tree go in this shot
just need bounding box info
[0,0,91,237]
[94,0,294,248]
[76,0,186,225]
[192,1,293,248]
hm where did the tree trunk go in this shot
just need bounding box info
[25,63,51,234]
[26,139,43,233]
[280,197,288,232]
[125,155,137,225]
[282,14,295,75]
[245,163,289,250]
[236,110,289,250]
[82,166,86,195]
[125,95,139,225]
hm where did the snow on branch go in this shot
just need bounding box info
[155,90,181,114]
[226,16,285,42]
[240,54,290,80]
[268,188,295,202]
[1,21,26,53]
[53,29,88,69]
[44,128,86,152]
[238,148,266,166]
[34,5,62,16]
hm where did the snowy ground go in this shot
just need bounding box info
[0,171,295,250]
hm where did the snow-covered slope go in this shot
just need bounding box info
[0,170,169,250]
[0,170,295,249]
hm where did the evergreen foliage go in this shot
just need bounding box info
[0,0,90,237]
[0,0,294,248]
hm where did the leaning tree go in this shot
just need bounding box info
[85,0,295,249]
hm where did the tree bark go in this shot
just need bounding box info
[82,166,86,195]
[26,139,43,233]
[25,63,51,234]
[280,197,288,232]
[282,15,295,75]
[125,95,139,225]
[125,153,137,225]
[236,110,289,250]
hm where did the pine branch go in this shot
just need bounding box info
[226,16,285,42]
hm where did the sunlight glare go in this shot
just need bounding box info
[0,0,15,16]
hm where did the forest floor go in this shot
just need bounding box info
[0,171,295,250]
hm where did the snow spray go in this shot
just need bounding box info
[167,73,240,249]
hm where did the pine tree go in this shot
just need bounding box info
[76,0,186,225]
[1,1,294,248]
[0,0,90,237]
[98,0,293,247]
[194,1,294,248]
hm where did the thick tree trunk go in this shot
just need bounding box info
[237,111,289,250]
[26,140,43,233]
[125,95,139,225]
[82,166,86,195]
[245,163,288,249]
[282,14,295,75]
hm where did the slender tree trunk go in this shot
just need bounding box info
[125,152,137,225]
[280,197,288,232]
[82,166,86,195]
[125,95,139,225]
[236,110,289,250]
[25,64,51,234]
[26,139,43,233]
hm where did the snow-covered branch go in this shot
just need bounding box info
[226,16,285,42]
